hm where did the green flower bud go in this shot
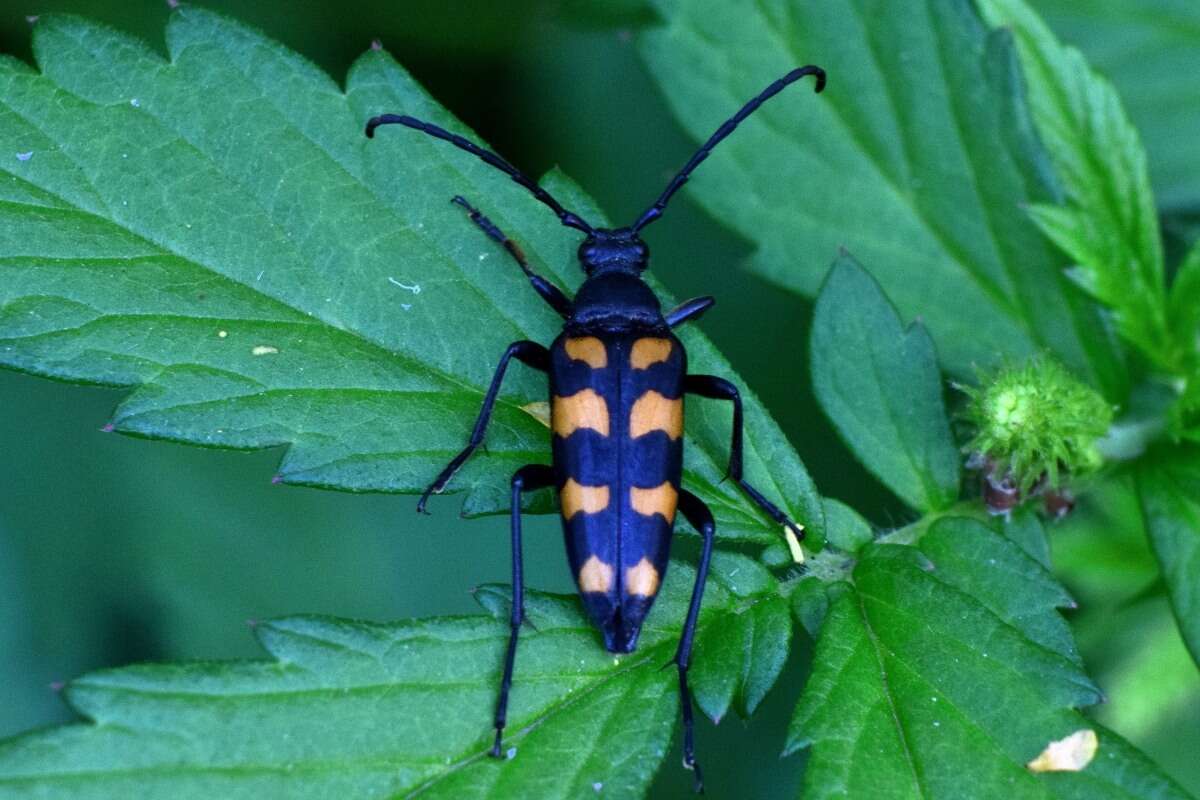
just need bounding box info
[959,357,1113,495]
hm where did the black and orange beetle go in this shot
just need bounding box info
[365,65,825,790]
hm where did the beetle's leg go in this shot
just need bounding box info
[674,488,715,794]
[452,196,573,318]
[492,463,556,758]
[684,375,806,545]
[666,296,715,328]
[418,341,549,513]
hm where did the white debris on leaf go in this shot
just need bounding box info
[387,277,421,294]
[16,151,32,162]
[1027,729,1098,773]
[251,345,279,356]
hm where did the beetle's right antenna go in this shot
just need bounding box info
[366,114,595,235]
[631,65,826,233]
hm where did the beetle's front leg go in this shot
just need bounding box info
[452,196,573,318]
[683,374,806,546]
[418,340,549,513]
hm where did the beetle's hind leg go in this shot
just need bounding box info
[674,488,716,793]
[418,340,549,513]
[491,463,556,758]
[452,196,573,318]
[684,375,806,550]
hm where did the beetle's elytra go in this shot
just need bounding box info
[365,64,825,792]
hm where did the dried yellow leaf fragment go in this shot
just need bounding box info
[1026,729,1098,772]
[521,401,552,429]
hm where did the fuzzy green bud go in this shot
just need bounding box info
[960,357,1112,493]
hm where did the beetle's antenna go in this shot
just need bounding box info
[366,115,595,234]
[631,65,825,233]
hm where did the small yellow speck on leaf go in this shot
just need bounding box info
[217,330,228,339]
[251,345,279,356]
[1026,729,1098,773]
[521,401,552,428]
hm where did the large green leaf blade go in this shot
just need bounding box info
[978,0,1172,368]
[786,517,1192,800]
[0,8,821,543]
[810,253,960,512]
[1137,447,1200,668]
[0,564,783,798]
[638,0,1125,397]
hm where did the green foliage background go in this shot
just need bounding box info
[0,0,1196,796]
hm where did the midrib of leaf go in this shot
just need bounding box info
[854,591,927,799]
[865,318,944,509]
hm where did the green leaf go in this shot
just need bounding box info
[1030,0,1200,212]
[0,563,786,797]
[810,254,960,512]
[690,555,791,722]
[1168,239,1200,370]
[822,496,874,554]
[638,0,1125,397]
[977,0,1173,369]
[1137,447,1200,668]
[1000,505,1053,568]
[0,9,822,543]
[785,517,1192,799]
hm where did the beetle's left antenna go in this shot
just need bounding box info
[366,115,595,235]
[631,65,826,233]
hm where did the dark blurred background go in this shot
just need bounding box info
[0,2,1196,796]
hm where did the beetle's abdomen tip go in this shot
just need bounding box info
[603,626,641,654]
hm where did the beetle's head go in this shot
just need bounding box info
[577,228,649,276]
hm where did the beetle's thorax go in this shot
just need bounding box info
[568,270,665,333]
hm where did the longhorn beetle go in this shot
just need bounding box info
[366,65,825,791]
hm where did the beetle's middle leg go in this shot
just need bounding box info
[491,463,556,758]
[674,487,716,793]
[452,196,573,318]
[418,340,549,513]
[683,374,806,543]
